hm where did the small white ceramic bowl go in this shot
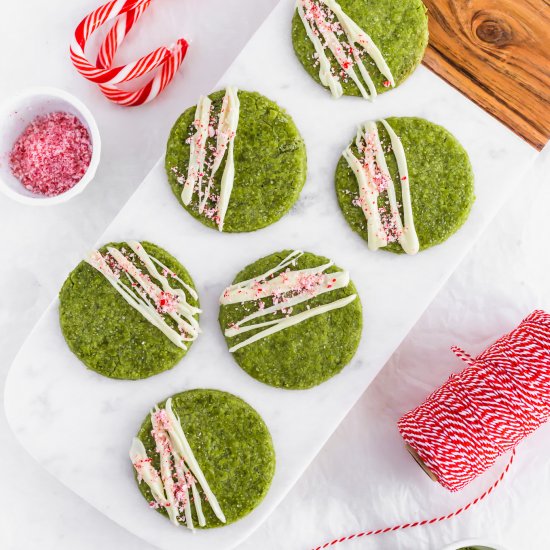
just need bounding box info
[0,87,101,206]
[441,538,511,550]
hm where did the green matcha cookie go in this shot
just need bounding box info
[219,250,363,389]
[133,389,275,528]
[335,117,475,253]
[292,0,429,98]
[165,88,307,233]
[59,241,200,380]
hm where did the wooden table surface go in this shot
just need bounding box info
[422,0,550,151]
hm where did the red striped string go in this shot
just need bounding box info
[312,310,550,550]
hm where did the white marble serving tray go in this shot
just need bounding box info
[4,1,537,549]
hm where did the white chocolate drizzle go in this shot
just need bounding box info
[182,96,211,207]
[220,251,357,352]
[181,87,240,231]
[129,438,168,510]
[85,241,201,349]
[297,0,395,100]
[130,398,226,530]
[150,410,179,525]
[343,120,419,254]
[164,399,226,523]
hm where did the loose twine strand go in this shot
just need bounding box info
[312,310,550,550]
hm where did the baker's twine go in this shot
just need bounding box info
[70,0,188,106]
[312,310,550,550]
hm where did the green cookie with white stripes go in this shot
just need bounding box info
[292,0,429,99]
[59,241,200,380]
[219,250,363,389]
[165,88,307,233]
[335,117,475,254]
[133,389,275,528]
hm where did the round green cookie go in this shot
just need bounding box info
[335,117,475,253]
[59,241,199,380]
[291,0,429,97]
[135,389,275,528]
[219,250,363,389]
[165,89,307,233]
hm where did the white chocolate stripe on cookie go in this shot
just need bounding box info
[303,0,371,99]
[343,137,388,251]
[220,251,357,352]
[297,1,343,97]
[228,294,357,353]
[148,255,198,301]
[106,247,199,338]
[85,242,201,349]
[152,408,198,529]
[130,402,225,530]
[362,120,405,250]
[150,410,180,526]
[297,0,395,100]
[224,250,304,296]
[343,120,419,254]
[129,438,169,512]
[224,270,349,336]
[321,0,394,87]
[165,398,226,523]
[182,87,240,231]
[220,259,340,305]
[379,119,419,254]
[182,95,212,206]
[170,444,195,528]
[202,86,240,232]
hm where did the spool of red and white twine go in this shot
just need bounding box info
[313,310,550,549]
[70,0,188,106]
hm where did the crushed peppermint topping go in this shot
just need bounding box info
[9,111,92,197]
[220,252,357,352]
[357,127,402,242]
[223,253,347,333]
[343,119,418,254]
[86,243,201,349]
[130,400,225,528]
[298,0,394,98]
[178,88,239,230]
[156,290,180,314]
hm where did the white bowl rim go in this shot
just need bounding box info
[440,538,511,550]
[0,86,101,206]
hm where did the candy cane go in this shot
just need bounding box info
[99,39,188,106]
[95,0,152,70]
[70,0,189,106]
[95,0,188,106]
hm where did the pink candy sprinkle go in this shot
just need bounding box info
[9,111,92,197]
[156,291,180,315]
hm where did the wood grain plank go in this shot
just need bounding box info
[422,0,550,151]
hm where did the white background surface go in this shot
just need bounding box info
[1,1,549,549]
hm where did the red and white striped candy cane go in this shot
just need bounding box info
[99,39,188,106]
[95,0,152,70]
[93,0,188,107]
[70,0,188,106]
[70,0,172,85]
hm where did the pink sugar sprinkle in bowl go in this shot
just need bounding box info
[0,87,101,206]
